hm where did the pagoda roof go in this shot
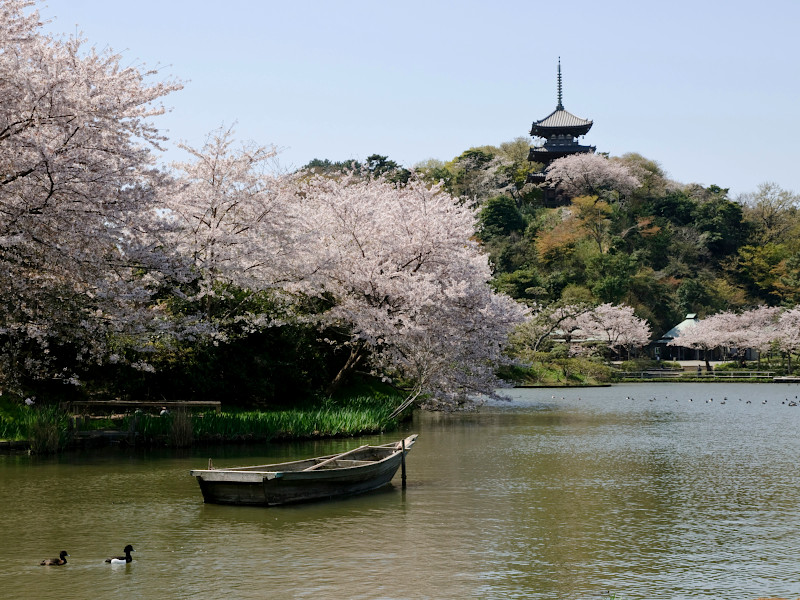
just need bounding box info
[530,58,593,138]
[532,108,593,131]
[528,144,596,164]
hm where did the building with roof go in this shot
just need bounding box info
[653,312,760,364]
[653,313,700,360]
[527,59,595,205]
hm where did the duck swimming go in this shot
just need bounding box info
[40,551,69,566]
[39,550,69,567]
[105,545,134,564]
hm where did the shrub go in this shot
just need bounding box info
[169,410,193,448]
[27,406,69,454]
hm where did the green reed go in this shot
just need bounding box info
[169,410,194,447]
[0,400,29,441]
[27,405,69,454]
[124,395,397,444]
[0,400,70,453]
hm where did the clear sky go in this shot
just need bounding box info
[39,0,800,198]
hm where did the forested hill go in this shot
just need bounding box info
[305,143,800,337]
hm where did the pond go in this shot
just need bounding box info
[2,382,800,599]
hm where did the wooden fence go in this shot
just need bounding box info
[68,399,222,414]
[620,370,775,380]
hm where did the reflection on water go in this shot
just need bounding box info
[2,382,800,599]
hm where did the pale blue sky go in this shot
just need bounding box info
[40,0,800,197]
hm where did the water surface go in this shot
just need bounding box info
[2,382,800,599]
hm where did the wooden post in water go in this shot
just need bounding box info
[401,438,407,488]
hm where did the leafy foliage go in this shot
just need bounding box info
[6,0,800,411]
[477,195,526,241]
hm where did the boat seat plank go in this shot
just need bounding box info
[310,459,375,469]
[303,445,369,471]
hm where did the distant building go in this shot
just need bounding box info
[653,313,700,360]
[527,59,596,206]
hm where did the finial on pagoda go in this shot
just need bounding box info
[556,57,564,110]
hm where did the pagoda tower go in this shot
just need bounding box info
[527,59,595,199]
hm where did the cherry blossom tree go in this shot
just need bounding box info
[510,302,652,361]
[676,308,780,367]
[280,172,528,407]
[775,307,800,373]
[670,313,731,369]
[735,306,781,361]
[509,303,591,357]
[0,0,181,391]
[669,306,800,372]
[707,311,746,360]
[669,310,761,367]
[577,303,651,359]
[544,153,641,200]
[164,127,296,323]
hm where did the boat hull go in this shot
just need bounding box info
[190,435,416,506]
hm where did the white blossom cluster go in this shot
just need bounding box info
[511,303,651,360]
[0,0,529,407]
[669,306,800,362]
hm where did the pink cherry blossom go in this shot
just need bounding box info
[1,0,181,388]
[544,153,641,199]
[278,172,528,406]
[576,303,651,358]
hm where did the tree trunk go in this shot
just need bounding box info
[325,344,365,397]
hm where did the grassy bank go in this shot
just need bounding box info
[503,357,797,386]
[127,395,400,447]
[500,358,616,387]
[0,400,70,453]
[0,386,408,453]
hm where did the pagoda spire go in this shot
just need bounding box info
[527,58,596,196]
[556,57,564,110]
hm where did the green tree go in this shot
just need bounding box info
[302,157,361,173]
[497,137,540,194]
[690,185,749,256]
[364,154,411,184]
[572,195,613,253]
[676,278,712,315]
[648,191,696,227]
[734,243,788,301]
[740,182,800,245]
[774,253,800,304]
[587,252,637,304]
[447,147,498,203]
[414,158,454,190]
[477,195,525,241]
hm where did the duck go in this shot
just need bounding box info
[40,551,69,566]
[105,545,134,564]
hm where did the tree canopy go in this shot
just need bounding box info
[5,0,800,407]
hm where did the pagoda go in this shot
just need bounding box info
[527,59,595,198]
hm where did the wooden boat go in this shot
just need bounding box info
[190,434,417,506]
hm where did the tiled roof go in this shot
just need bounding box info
[533,108,592,129]
[528,145,596,163]
[656,315,700,343]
